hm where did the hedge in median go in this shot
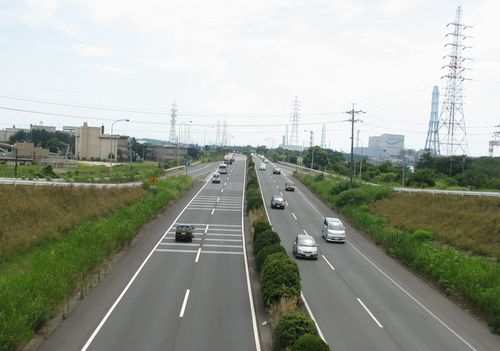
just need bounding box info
[254,230,281,255]
[273,312,318,350]
[261,252,301,307]
[291,334,330,351]
[253,220,272,242]
[256,243,286,272]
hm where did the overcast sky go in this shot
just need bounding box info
[1,0,499,156]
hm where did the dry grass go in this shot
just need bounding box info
[0,185,146,262]
[371,193,500,259]
[268,297,299,326]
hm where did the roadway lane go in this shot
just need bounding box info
[255,157,500,351]
[39,155,259,351]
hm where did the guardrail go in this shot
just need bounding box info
[276,161,500,198]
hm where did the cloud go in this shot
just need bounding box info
[374,0,427,17]
[136,58,192,72]
[73,43,114,57]
[95,63,134,75]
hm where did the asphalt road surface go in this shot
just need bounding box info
[256,157,500,351]
[39,155,260,351]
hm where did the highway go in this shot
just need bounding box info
[38,155,259,351]
[255,157,500,351]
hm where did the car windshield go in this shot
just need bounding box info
[328,222,344,230]
[177,226,191,232]
[273,197,284,202]
[299,238,316,247]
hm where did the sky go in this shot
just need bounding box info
[0,0,499,156]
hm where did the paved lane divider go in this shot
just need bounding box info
[357,298,383,328]
[179,289,191,318]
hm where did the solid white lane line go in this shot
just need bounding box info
[81,178,211,351]
[205,238,242,242]
[179,289,190,318]
[195,248,201,263]
[301,292,327,342]
[211,208,215,215]
[203,244,243,248]
[206,233,242,237]
[205,224,209,234]
[156,249,199,253]
[159,243,200,246]
[357,298,383,328]
[202,250,243,255]
[322,255,335,271]
[292,212,297,220]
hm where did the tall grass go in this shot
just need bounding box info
[0,176,192,351]
[0,185,146,262]
[371,193,500,259]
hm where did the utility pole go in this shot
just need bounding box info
[345,104,365,188]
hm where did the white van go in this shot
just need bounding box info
[212,173,221,183]
[321,217,346,243]
[218,163,228,174]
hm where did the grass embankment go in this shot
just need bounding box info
[246,158,329,350]
[295,173,500,333]
[0,176,193,351]
[371,193,500,259]
[0,162,164,183]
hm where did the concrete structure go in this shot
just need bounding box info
[368,134,404,160]
[0,127,29,142]
[30,123,57,133]
[146,144,187,163]
[75,122,129,161]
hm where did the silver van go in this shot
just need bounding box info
[321,217,346,243]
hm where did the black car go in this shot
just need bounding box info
[273,167,281,174]
[175,224,194,242]
[271,195,285,209]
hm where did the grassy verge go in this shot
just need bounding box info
[0,176,192,351]
[295,173,500,333]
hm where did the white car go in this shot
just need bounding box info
[259,163,266,171]
[292,234,318,259]
[321,217,346,243]
[212,173,221,183]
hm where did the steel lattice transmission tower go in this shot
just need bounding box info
[289,96,301,148]
[222,120,227,147]
[424,86,440,153]
[169,101,177,143]
[438,6,471,156]
[215,119,221,146]
[321,124,327,149]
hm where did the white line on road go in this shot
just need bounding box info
[322,255,335,271]
[205,224,209,234]
[285,201,288,206]
[201,250,243,255]
[206,233,242,237]
[276,185,279,189]
[179,289,190,318]
[292,212,297,220]
[221,188,224,193]
[156,249,198,253]
[217,197,220,202]
[224,182,227,186]
[357,298,383,328]
[205,238,242,242]
[203,244,243,248]
[280,192,283,196]
[303,229,308,235]
[211,208,215,215]
[301,292,326,342]
[195,248,201,263]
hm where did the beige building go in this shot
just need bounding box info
[0,127,29,142]
[75,122,129,161]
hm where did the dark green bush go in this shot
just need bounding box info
[329,180,350,195]
[291,334,330,351]
[256,243,286,272]
[247,188,263,212]
[254,230,281,255]
[253,220,272,239]
[273,312,317,350]
[261,253,301,307]
[411,229,433,242]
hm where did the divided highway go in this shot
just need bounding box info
[255,157,500,351]
[39,155,259,351]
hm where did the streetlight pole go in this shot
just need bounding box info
[109,118,130,177]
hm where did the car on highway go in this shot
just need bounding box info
[273,167,281,174]
[270,195,285,209]
[212,173,221,183]
[175,224,194,242]
[259,163,266,171]
[218,163,228,174]
[263,158,269,163]
[285,181,295,191]
[321,217,346,243]
[292,234,318,259]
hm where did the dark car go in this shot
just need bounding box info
[270,195,285,209]
[175,224,194,242]
[285,182,295,191]
[273,167,281,174]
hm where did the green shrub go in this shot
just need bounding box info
[291,334,330,351]
[256,243,286,272]
[261,253,301,307]
[411,229,433,242]
[253,220,272,240]
[247,188,263,212]
[273,312,317,350]
[254,230,281,255]
[329,180,350,195]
